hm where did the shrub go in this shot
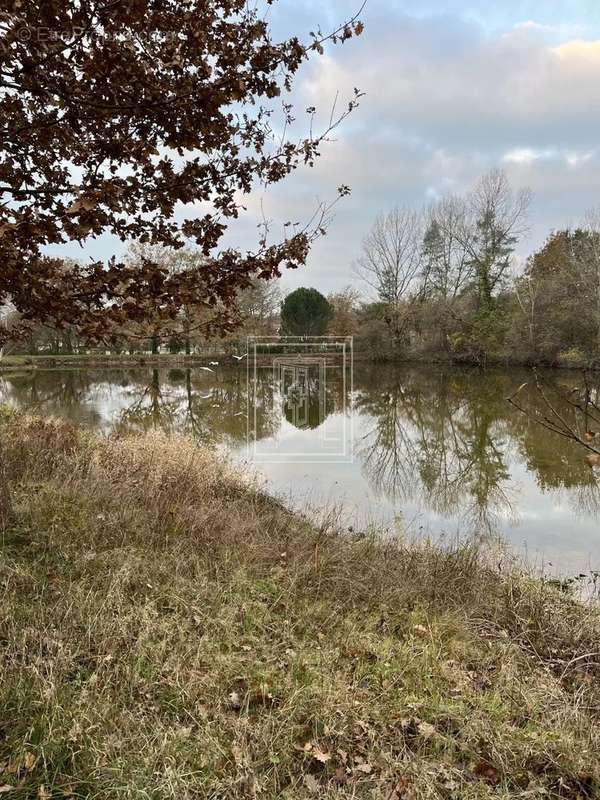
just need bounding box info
[557,346,587,369]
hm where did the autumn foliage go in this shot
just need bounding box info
[0,1,362,344]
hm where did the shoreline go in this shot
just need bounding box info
[0,352,597,373]
[0,353,241,371]
[1,410,599,797]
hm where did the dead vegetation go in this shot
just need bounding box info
[1,411,599,799]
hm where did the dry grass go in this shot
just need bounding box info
[1,411,599,799]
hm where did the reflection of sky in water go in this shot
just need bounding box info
[242,414,600,577]
[1,365,599,577]
[252,415,348,459]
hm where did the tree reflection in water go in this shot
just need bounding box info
[0,369,103,427]
[352,367,599,534]
[276,359,334,431]
[354,367,516,533]
[0,364,599,534]
[112,367,279,445]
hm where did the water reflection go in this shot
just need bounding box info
[1,364,599,572]
[248,358,349,462]
[355,368,515,534]
[277,359,327,430]
[111,367,256,444]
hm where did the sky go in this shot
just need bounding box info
[52,1,600,296]
[264,0,600,294]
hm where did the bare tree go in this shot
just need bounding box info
[514,272,540,352]
[328,287,361,337]
[582,209,600,350]
[123,243,220,354]
[236,279,282,336]
[460,170,532,312]
[422,195,472,300]
[0,304,19,359]
[355,207,424,304]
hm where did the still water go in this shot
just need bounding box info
[1,364,599,576]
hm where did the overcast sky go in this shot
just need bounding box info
[265,0,600,294]
[53,1,600,296]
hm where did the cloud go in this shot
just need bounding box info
[302,14,600,149]
[553,38,600,61]
[501,148,598,167]
[266,6,600,293]
[512,20,586,39]
[44,3,600,296]
[503,149,558,165]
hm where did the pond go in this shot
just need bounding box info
[1,363,599,577]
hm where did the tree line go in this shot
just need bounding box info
[300,169,600,368]
[7,167,600,368]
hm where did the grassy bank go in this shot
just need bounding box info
[1,413,599,798]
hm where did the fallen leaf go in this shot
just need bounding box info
[354,719,369,733]
[334,767,348,783]
[355,762,373,774]
[231,744,245,767]
[413,624,429,637]
[312,746,331,763]
[472,761,500,785]
[303,774,319,793]
[418,721,436,739]
[23,752,37,771]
